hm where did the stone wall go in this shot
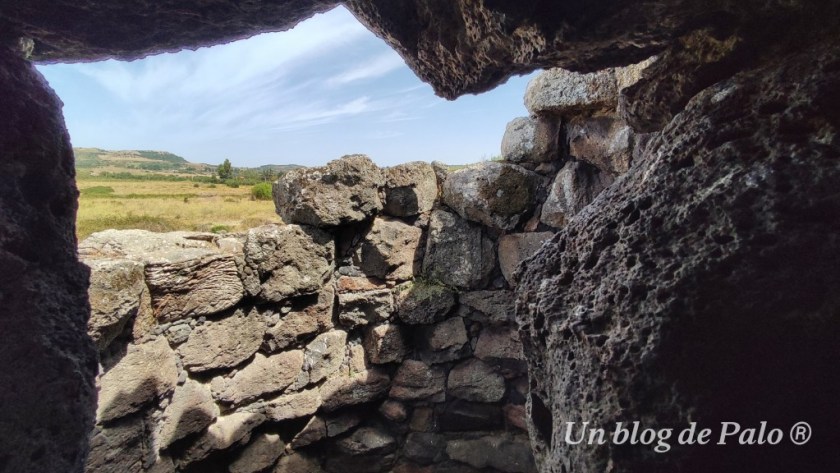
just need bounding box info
[79,60,651,473]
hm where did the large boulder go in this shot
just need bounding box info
[96,338,179,423]
[211,350,304,405]
[567,116,634,175]
[85,259,148,350]
[353,217,423,281]
[157,379,218,449]
[518,45,840,473]
[498,232,554,285]
[243,224,334,302]
[395,280,456,324]
[540,160,614,228]
[525,68,618,116]
[500,117,560,164]
[422,209,495,289]
[145,253,244,323]
[441,162,543,231]
[274,155,384,227]
[177,308,266,373]
[383,161,439,217]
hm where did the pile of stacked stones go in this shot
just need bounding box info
[80,59,649,473]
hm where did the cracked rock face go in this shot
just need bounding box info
[517,43,840,473]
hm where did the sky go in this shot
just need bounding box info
[37,5,538,168]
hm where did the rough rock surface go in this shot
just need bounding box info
[518,44,840,473]
[274,155,384,227]
[320,368,391,411]
[498,233,553,285]
[442,162,543,230]
[567,116,633,175]
[0,45,97,473]
[446,434,536,473]
[179,412,266,466]
[97,338,179,422]
[178,308,266,373]
[390,360,446,402]
[211,350,304,405]
[383,161,439,217]
[540,160,614,228]
[85,259,148,350]
[525,68,618,116]
[395,280,456,324]
[265,285,335,352]
[447,359,506,402]
[229,432,285,473]
[244,224,334,301]
[157,379,218,448]
[501,117,559,164]
[422,209,495,289]
[353,217,423,281]
[145,254,244,322]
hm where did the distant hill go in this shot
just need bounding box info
[73,148,303,179]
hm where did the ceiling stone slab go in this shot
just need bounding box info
[2,0,339,63]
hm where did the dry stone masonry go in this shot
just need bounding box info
[3,1,840,472]
[77,59,653,473]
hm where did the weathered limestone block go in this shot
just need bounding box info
[265,285,335,352]
[417,317,470,364]
[85,417,146,473]
[0,47,98,473]
[390,360,445,402]
[320,368,391,411]
[525,68,618,116]
[395,280,456,324]
[422,209,495,289]
[157,379,218,449]
[326,411,363,437]
[441,162,543,231]
[353,217,423,281]
[447,358,506,402]
[211,350,304,405]
[85,258,148,350]
[498,233,553,286]
[145,253,244,322]
[337,282,394,329]
[383,161,439,217]
[475,327,526,365]
[567,116,633,175]
[290,416,327,448]
[229,432,285,473]
[259,387,322,422]
[460,290,515,325]
[177,308,266,373]
[79,230,217,262]
[540,160,614,228]
[243,224,334,302]
[274,155,384,227]
[519,46,840,473]
[178,412,266,466]
[446,434,537,473]
[364,323,408,364]
[501,117,559,163]
[304,330,348,384]
[97,338,179,423]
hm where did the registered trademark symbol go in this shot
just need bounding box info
[790,422,812,445]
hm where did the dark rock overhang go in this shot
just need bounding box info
[2,0,825,99]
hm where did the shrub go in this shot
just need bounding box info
[251,182,272,201]
[80,186,115,197]
[211,225,232,234]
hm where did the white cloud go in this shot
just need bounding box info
[326,51,405,86]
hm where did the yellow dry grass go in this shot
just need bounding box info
[76,179,281,240]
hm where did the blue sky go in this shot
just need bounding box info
[37,6,538,168]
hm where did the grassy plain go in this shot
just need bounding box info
[76,178,280,240]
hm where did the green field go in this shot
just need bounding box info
[74,148,287,240]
